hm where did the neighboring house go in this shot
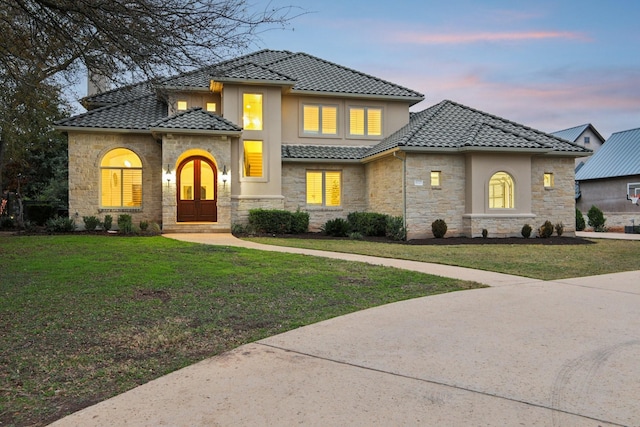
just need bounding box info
[551,123,605,171]
[56,49,590,239]
[575,128,640,228]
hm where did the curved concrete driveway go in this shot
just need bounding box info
[50,234,640,427]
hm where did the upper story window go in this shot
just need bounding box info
[243,140,263,178]
[100,148,142,208]
[349,107,382,136]
[489,172,514,209]
[303,104,337,135]
[243,93,263,130]
[584,136,590,144]
[544,172,554,188]
[206,102,217,112]
[177,100,188,111]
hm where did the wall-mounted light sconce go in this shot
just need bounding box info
[221,165,229,188]
[164,164,173,186]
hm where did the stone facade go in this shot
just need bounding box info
[530,156,576,236]
[68,132,162,229]
[281,162,366,231]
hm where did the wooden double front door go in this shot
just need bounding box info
[177,156,217,222]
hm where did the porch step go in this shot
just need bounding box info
[162,223,231,234]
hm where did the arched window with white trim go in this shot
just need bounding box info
[100,148,142,208]
[489,172,514,209]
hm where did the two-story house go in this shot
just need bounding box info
[56,50,590,238]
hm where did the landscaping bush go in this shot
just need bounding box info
[290,209,309,234]
[348,231,364,240]
[538,220,554,238]
[83,216,101,231]
[139,220,149,232]
[587,205,606,232]
[482,229,488,238]
[575,208,586,231]
[322,218,350,237]
[431,218,447,238]
[103,215,113,231]
[347,212,388,237]
[248,209,308,234]
[521,224,532,238]
[0,216,14,229]
[117,214,134,234]
[45,216,76,232]
[555,222,564,236]
[24,203,57,226]
[385,216,406,241]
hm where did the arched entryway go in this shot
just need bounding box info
[177,156,217,222]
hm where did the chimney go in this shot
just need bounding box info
[87,71,109,96]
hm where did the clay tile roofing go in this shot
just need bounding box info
[282,145,371,161]
[55,95,167,130]
[366,100,592,158]
[150,108,241,132]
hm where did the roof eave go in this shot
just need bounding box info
[213,77,297,87]
[288,89,424,105]
[54,125,151,134]
[149,128,241,137]
[282,157,362,164]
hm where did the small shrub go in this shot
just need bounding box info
[103,215,113,231]
[385,216,406,241]
[575,208,586,231]
[347,212,388,237]
[248,209,292,234]
[322,218,350,237]
[147,222,162,235]
[431,218,447,238]
[83,215,100,231]
[24,203,57,226]
[587,205,606,231]
[555,222,564,236]
[117,214,134,234]
[481,229,488,239]
[348,231,364,240]
[139,220,149,231]
[538,220,554,238]
[521,224,532,238]
[290,209,309,234]
[46,216,76,233]
[0,216,14,229]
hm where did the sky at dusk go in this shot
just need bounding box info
[247,0,640,139]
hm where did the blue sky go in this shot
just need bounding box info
[248,0,640,139]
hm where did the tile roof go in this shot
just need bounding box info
[56,95,167,130]
[366,100,591,158]
[282,145,371,161]
[575,128,640,180]
[150,108,241,132]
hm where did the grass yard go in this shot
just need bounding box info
[246,237,640,280]
[0,235,481,427]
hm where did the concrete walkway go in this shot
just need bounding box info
[49,234,640,427]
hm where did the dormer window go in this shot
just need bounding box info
[177,100,187,111]
[584,136,590,144]
[206,102,217,112]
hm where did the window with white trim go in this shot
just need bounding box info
[489,172,514,209]
[306,171,341,207]
[100,148,142,208]
[303,104,337,135]
[349,107,382,136]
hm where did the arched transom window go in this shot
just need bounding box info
[100,148,142,208]
[489,172,514,209]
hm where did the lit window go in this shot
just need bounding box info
[584,136,590,144]
[431,171,441,187]
[306,171,341,206]
[303,104,337,135]
[544,173,554,188]
[349,107,382,136]
[177,100,187,111]
[489,172,514,209]
[243,140,263,178]
[100,148,142,208]
[243,93,263,130]
[206,102,217,112]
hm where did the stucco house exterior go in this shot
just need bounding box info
[56,49,590,239]
[551,123,605,170]
[575,127,640,229]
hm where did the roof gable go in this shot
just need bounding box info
[575,128,640,180]
[551,123,605,144]
[150,108,241,133]
[367,100,591,158]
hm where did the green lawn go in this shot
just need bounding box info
[0,235,481,427]
[246,237,640,280]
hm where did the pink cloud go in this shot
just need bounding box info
[392,30,590,44]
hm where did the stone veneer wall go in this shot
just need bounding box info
[68,132,162,229]
[365,156,403,217]
[531,156,576,236]
[161,133,233,232]
[231,196,285,226]
[281,162,366,231]
[404,154,466,239]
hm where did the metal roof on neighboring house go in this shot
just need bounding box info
[150,108,241,132]
[551,123,606,144]
[282,145,371,161]
[56,95,167,130]
[366,100,591,158]
[575,128,640,180]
